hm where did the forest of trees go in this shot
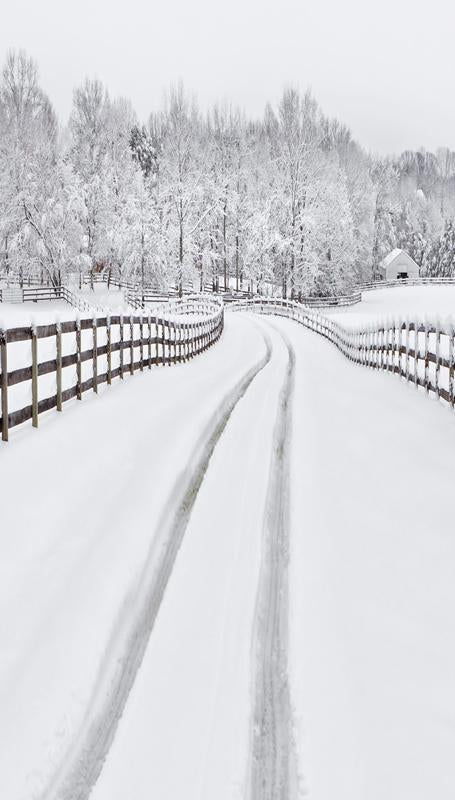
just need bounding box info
[2,50,455,298]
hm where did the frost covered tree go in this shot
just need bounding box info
[5,49,455,297]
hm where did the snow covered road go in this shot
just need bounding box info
[2,310,455,800]
[88,319,299,800]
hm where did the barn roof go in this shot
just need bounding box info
[379,249,420,270]
[380,248,407,268]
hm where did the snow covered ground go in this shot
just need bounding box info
[0,315,267,800]
[326,284,455,327]
[1,297,455,800]
[0,301,82,327]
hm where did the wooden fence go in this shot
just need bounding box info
[230,298,455,409]
[0,300,224,442]
[298,291,362,308]
[356,277,455,292]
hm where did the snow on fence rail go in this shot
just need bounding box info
[299,291,361,307]
[0,299,224,442]
[230,298,455,409]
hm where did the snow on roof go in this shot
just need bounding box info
[380,248,407,268]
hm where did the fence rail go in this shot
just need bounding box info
[356,277,455,292]
[230,298,455,410]
[298,291,362,307]
[0,300,224,442]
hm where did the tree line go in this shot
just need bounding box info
[1,50,455,297]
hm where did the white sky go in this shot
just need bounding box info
[1,0,454,155]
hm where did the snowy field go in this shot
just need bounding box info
[1,299,455,800]
[69,286,127,310]
[0,301,83,327]
[326,284,455,327]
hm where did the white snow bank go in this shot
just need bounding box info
[0,301,82,328]
[326,285,455,328]
[270,316,455,800]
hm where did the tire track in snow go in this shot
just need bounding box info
[248,325,300,800]
[41,325,273,800]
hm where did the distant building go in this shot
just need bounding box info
[379,249,420,280]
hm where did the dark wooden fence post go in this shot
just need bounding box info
[424,322,430,394]
[414,324,419,389]
[119,314,124,380]
[155,317,159,365]
[449,324,455,408]
[31,324,38,428]
[92,317,98,393]
[168,321,173,366]
[130,316,134,375]
[76,317,82,400]
[139,315,144,372]
[106,314,112,385]
[404,321,409,381]
[161,319,166,366]
[56,322,62,411]
[148,314,152,369]
[435,322,440,400]
[0,329,8,442]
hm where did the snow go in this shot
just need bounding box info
[92,311,455,800]
[2,294,455,800]
[68,286,127,311]
[0,301,82,328]
[276,315,455,800]
[325,284,455,328]
[0,315,266,800]
[90,320,291,800]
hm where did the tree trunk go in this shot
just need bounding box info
[178,221,184,298]
[223,198,228,291]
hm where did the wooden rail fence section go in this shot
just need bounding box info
[0,302,224,442]
[3,276,455,310]
[230,298,455,409]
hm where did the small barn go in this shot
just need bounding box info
[379,249,420,281]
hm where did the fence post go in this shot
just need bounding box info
[449,323,455,408]
[0,329,8,442]
[414,323,419,389]
[155,317,159,366]
[130,317,134,375]
[148,314,152,369]
[31,324,38,427]
[139,315,144,372]
[424,321,430,394]
[168,321,172,366]
[435,322,440,400]
[394,321,399,374]
[404,320,409,381]
[119,314,124,380]
[172,322,177,363]
[161,319,166,366]
[92,316,98,393]
[76,316,82,400]
[106,315,112,385]
[56,321,62,411]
